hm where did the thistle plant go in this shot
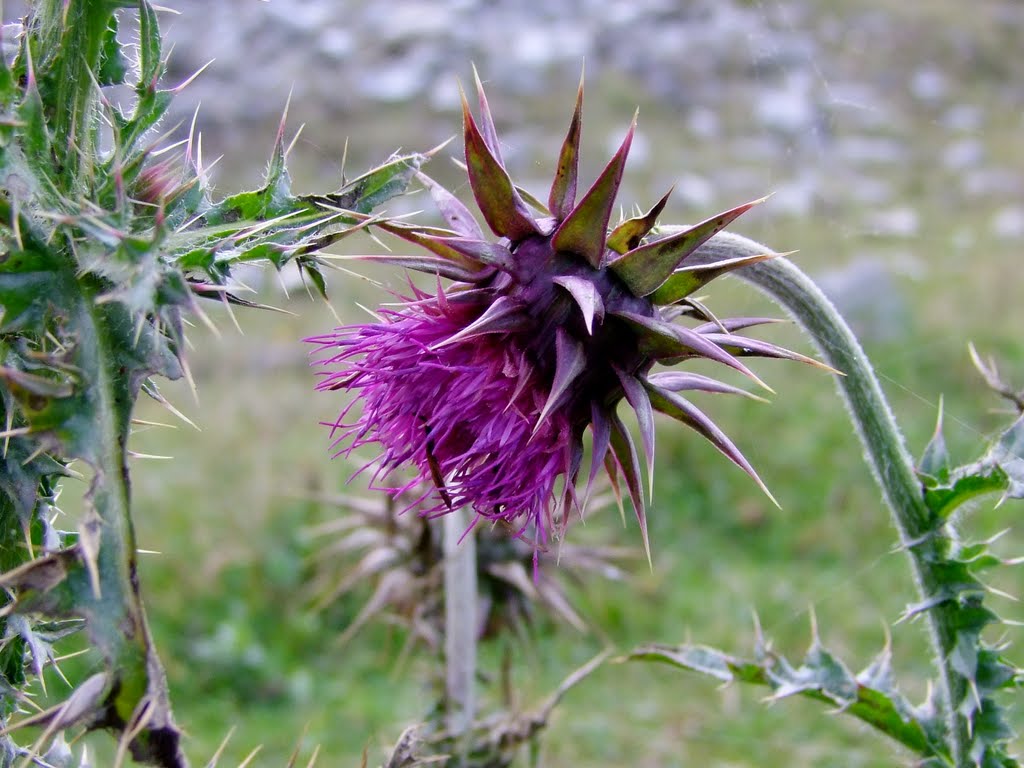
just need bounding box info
[307,72,829,762]
[0,2,420,764]
[307,72,826,565]
[304,474,632,648]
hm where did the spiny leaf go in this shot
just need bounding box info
[615,368,655,503]
[331,153,425,214]
[648,251,778,305]
[461,88,539,241]
[643,383,776,506]
[548,72,583,221]
[17,56,52,182]
[417,171,484,240]
[924,466,1008,521]
[606,188,672,255]
[613,311,770,389]
[552,113,635,269]
[96,14,128,87]
[607,197,764,296]
[987,415,1024,499]
[607,411,649,565]
[136,0,163,86]
[535,329,585,433]
[0,435,67,525]
[552,275,604,334]
[627,642,945,760]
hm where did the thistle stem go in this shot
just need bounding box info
[689,231,968,766]
[443,508,478,738]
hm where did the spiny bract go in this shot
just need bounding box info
[308,72,823,562]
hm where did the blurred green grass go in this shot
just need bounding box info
[48,10,1024,762]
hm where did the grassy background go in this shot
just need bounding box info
[34,1,1024,764]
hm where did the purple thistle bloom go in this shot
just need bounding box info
[308,288,574,550]
[309,71,829,559]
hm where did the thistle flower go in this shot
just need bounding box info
[308,72,824,560]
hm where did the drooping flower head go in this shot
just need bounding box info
[308,71,824,561]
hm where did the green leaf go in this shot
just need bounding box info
[329,152,425,214]
[987,416,1024,498]
[648,252,777,305]
[607,198,763,296]
[97,15,128,87]
[136,0,163,86]
[627,640,948,761]
[924,467,1008,521]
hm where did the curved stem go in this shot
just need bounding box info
[689,230,967,766]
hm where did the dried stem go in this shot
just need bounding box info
[443,508,477,738]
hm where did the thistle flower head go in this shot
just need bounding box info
[309,72,823,560]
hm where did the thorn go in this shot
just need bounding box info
[285,123,306,161]
[339,137,349,185]
[424,135,456,157]
[277,86,294,147]
[237,745,264,768]
[206,727,236,767]
[172,58,215,94]
[0,426,31,441]
[221,292,243,334]
[127,451,173,461]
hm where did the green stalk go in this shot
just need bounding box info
[77,281,185,766]
[30,0,114,188]
[688,230,968,766]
